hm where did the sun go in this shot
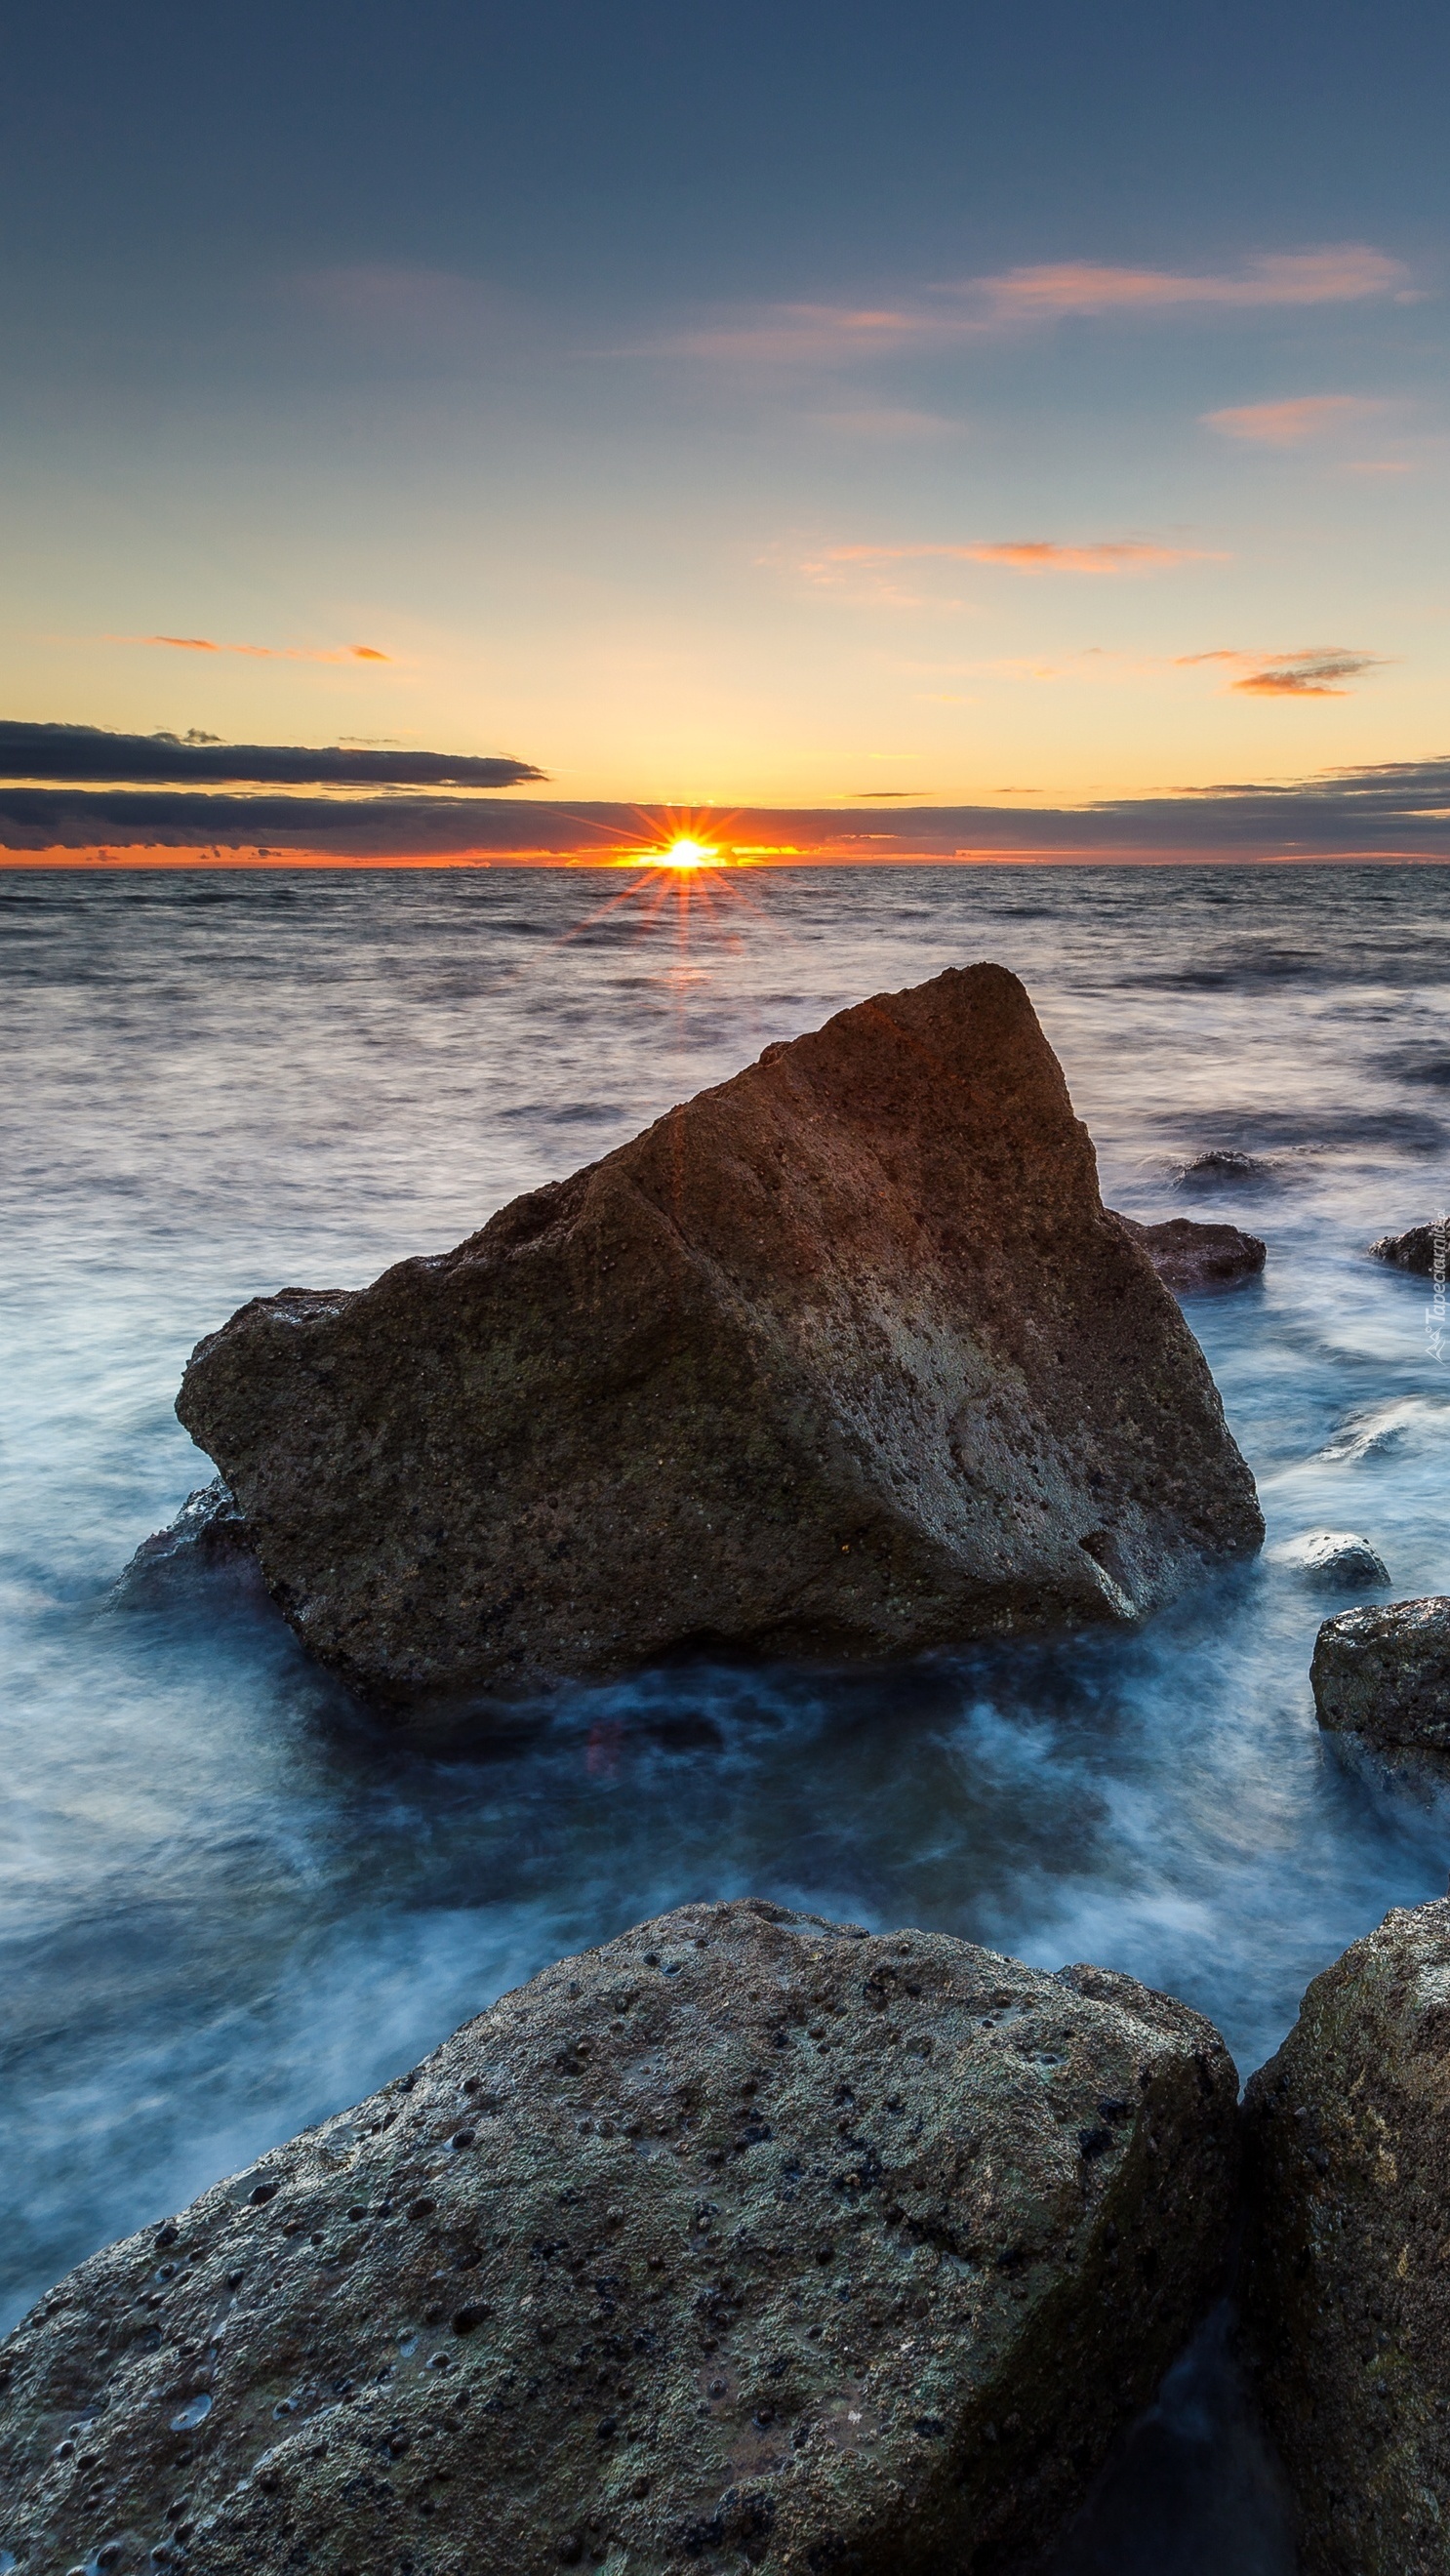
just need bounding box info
[644,835,715,869]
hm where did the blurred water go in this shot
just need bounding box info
[3,863,1450,2563]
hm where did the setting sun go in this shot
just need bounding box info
[646,836,715,868]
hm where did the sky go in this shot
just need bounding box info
[3,0,1448,863]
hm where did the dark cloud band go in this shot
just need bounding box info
[0,722,544,790]
[1,756,1448,862]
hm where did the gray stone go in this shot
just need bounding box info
[1270,1530,1391,1591]
[1310,1595,1450,1754]
[174,965,1263,1704]
[1369,1223,1445,1278]
[0,1900,1240,2576]
[1243,1900,1450,2576]
[1114,1215,1266,1295]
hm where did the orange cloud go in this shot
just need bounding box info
[815,540,1212,576]
[1180,647,1384,697]
[970,247,1405,321]
[676,246,1409,364]
[139,636,390,664]
[1202,394,1390,446]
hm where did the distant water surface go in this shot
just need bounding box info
[4,863,1449,2567]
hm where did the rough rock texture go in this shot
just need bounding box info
[1115,1216,1267,1295]
[1310,1597,1450,1753]
[1271,1530,1391,1592]
[1369,1224,1444,1278]
[0,1900,1240,2576]
[1242,1900,1450,2576]
[175,964,1263,1701]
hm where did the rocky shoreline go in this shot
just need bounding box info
[22,966,1446,2574]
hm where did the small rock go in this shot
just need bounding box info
[1175,1149,1274,1187]
[113,1478,258,1604]
[1310,1594,1450,1755]
[1271,1530,1390,1591]
[1243,1899,1450,2572]
[1113,1215,1267,1295]
[1369,1222,1446,1278]
[0,1900,1240,2576]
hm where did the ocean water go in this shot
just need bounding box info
[4,861,1449,2565]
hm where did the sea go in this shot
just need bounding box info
[4,861,1449,2570]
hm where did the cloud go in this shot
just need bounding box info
[675,245,1410,365]
[130,636,391,663]
[811,539,1212,578]
[0,722,544,789]
[970,247,1406,321]
[1179,648,1384,698]
[1202,395,1390,446]
[5,755,1450,865]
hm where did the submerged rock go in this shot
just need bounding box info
[1369,1222,1445,1278]
[1115,1215,1266,1295]
[1243,1900,1450,2575]
[1175,1150,1274,1189]
[113,1478,255,1603]
[0,1899,1240,2576]
[1270,1530,1391,1592]
[175,964,1263,1701]
[1310,1595,1450,1755]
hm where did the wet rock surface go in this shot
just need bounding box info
[113,1480,256,1605]
[1174,1151,1274,1190]
[175,964,1263,1702]
[1368,1223,1444,1277]
[1310,1596,1450,1755]
[0,1900,1241,2576]
[1242,1900,1450,2576]
[1114,1217,1266,1296]
[1270,1531,1391,1592]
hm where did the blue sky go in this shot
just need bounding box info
[3,0,1447,848]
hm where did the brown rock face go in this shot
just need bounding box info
[176,963,1263,1701]
[1242,1901,1450,2576]
[0,1900,1241,2576]
[1310,1596,1450,1755]
[1115,1215,1267,1295]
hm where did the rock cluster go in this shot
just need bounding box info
[1115,1216,1266,1295]
[0,1902,1240,2576]
[175,964,1263,1703]
[1243,1900,1450,2576]
[1310,1596,1450,1756]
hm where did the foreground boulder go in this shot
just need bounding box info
[1369,1224,1443,1277]
[175,964,1263,1700]
[0,1900,1240,2576]
[1243,1901,1450,2575]
[1310,1596,1450,1755]
[1115,1216,1266,1295]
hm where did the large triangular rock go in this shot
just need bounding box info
[176,963,1262,1699]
